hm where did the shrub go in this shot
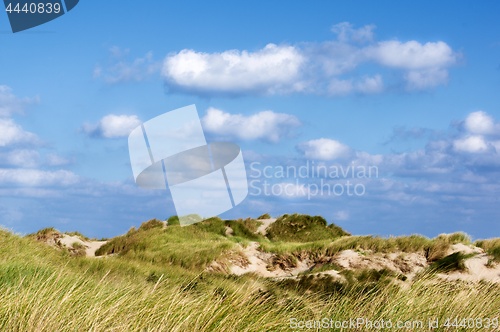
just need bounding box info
[138,219,164,231]
[194,217,226,236]
[167,215,180,226]
[266,214,349,242]
[257,213,271,219]
[226,219,263,241]
[28,227,59,241]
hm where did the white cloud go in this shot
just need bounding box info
[368,41,457,90]
[4,150,40,168]
[45,153,72,166]
[464,111,496,135]
[161,23,458,95]
[370,41,456,69]
[356,75,384,94]
[94,47,160,84]
[0,118,39,146]
[326,75,383,95]
[331,22,375,43]
[273,182,310,198]
[0,169,79,187]
[453,135,489,153]
[327,79,354,96]
[490,141,500,153]
[0,85,39,116]
[404,68,449,90]
[162,44,306,95]
[449,111,500,153]
[333,210,350,221]
[297,138,351,160]
[202,108,301,142]
[83,114,141,138]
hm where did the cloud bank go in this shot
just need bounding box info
[161,22,459,96]
[83,114,141,138]
[202,107,301,142]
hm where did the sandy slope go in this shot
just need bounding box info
[438,244,500,283]
[228,221,500,283]
[230,242,311,277]
[255,218,276,235]
[57,234,107,257]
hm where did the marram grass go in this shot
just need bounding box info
[1,223,499,331]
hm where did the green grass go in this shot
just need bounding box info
[63,231,92,241]
[430,252,475,273]
[95,222,235,270]
[266,213,349,242]
[1,217,499,331]
[259,232,470,265]
[256,213,271,219]
[476,238,500,263]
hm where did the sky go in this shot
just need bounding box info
[1,1,500,239]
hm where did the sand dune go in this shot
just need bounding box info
[228,219,500,283]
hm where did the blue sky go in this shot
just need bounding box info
[1,1,500,238]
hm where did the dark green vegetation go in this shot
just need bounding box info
[430,252,475,273]
[1,214,499,331]
[266,213,349,242]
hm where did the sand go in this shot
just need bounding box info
[58,234,107,257]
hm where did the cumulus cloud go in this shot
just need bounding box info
[242,110,500,238]
[370,41,456,70]
[45,153,72,166]
[296,138,351,160]
[356,75,384,94]
[202,108,301,142]
[83,114,141,138]
[294,111,500,179]
[94,47,160,84]
[162,44,305,95]
[0,85,39,117]
[161,23,459,96]
[404,68,449,90]
[453,135,489,153]
[3,149,40,168]
[331,22,375,43]
[0,169,79,187]
[446,110,500,154]
[326,75,384,96]
[0,118,39,146]
[463,111,497,135]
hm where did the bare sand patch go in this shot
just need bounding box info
[255,218,276,236]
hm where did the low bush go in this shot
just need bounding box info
[266,214,349,242]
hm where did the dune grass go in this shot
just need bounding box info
[476,238,500,263]
[266,213,349,242]
[1,218,499,331]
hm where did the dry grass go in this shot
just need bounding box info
[1,220,498,331]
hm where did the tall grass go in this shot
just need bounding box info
[476,238,500,263]
[266,214,349,242]
[1,221,499,331]
[1,261,498,331]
